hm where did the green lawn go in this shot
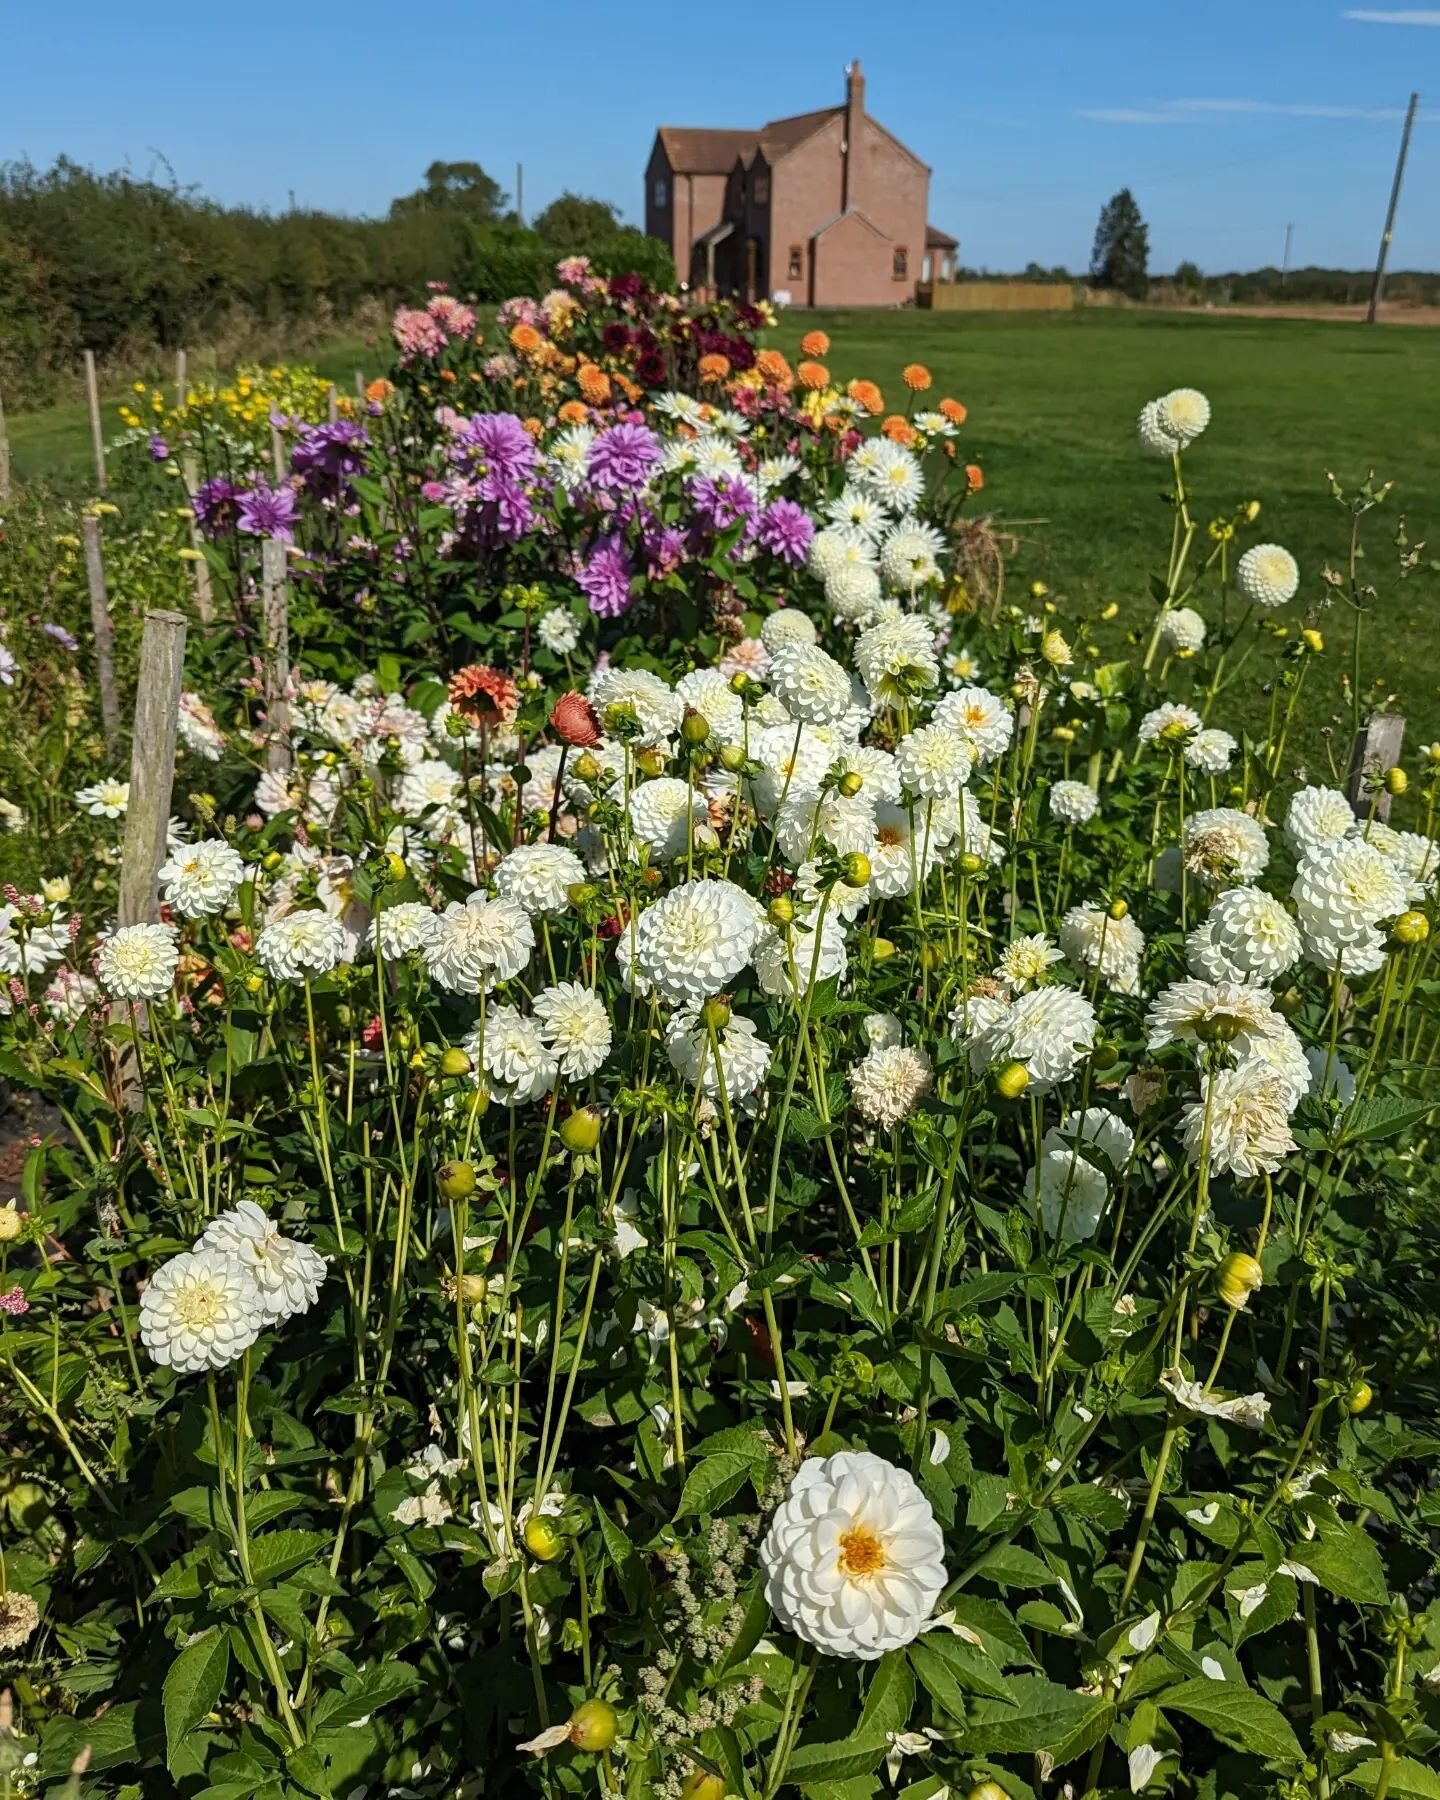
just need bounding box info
[774,308,1440,750]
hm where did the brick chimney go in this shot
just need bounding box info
[841,59,865,212]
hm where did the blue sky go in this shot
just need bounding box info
[7,0,1440,273]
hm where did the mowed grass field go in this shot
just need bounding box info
[11,308,1440,744]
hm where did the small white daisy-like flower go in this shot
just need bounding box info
[760,1451,946,1660]
[850,1042,934,1128]
[825,562,885,624]
[256,910,347,981]
[768,643,855,726]
[157,839,246,918]
[995,933,1064,991]
[760,609,819,654]
[1049,779,1100,825]
[1183,1068,1297,1177]
[477,1005,558,1104]
[495,843,585,916]
[969,984,1096,1090]
[139,1246,265,1372]
[1284,786,1355,857]
[1059,905,1145,992]
[753,910,848,999]
[633,879,762,1008]
[532,981,612,1079]
[373,901,436,960]
[627,777,708,862]
[1237,544,1299,609]
[667,1009,772,1100]
[177,691,227,761]
[1158,606,1207,654]
[946,645,982,684]
[75,777,130,818]
[1138,702,1202,746]
[536,607,581,656]
[932,687,1014,765]
[824,486,889,540]
[97,923,180,1000]
[425,894,534,994]
[1206,886,1303,982]
[196,1199,327,1322]
[854,614,940,706]
[857,439,925,512]
[1185,727,1237,774]
[895,724,974,800]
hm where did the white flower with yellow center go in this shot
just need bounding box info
[761,1451,947,1660]
[1138,702,1202,746]
[1292,839,1408,945]
[866,803,938,899]
[855,614,940,706]
[968,984,1096,1090]
[97,923,180,1000]
[398,758,462,815]
[256,910,347,981]
[857,440,924,512]
[1050,779,1099,825]
[995,933,1063,991]
[1183,1068,1296,1176]
[139,1246,265,1372]
[495,844,585,916]
[157,839,246,917]
[676,666,745,739]
[895,724,974,800]
[632,879,762,1008]
[1237,543,1299,609]
[532,981,612,1079]
[197,1200,327,1322]
[1155,387,1211,448]
[824,487,888,540]
[1206,886,1302,982]
[933,687,1014,764]
[75,777,130,818]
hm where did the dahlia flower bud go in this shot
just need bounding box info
[635,748,667,778]
[681,709,711,746]
[1108,898,1129,921]
[768,896,795,927]
[680,1773,727,1800]
[1384,766,1408,796]
[1216,1251,1263,1310]
[1302,629,1325,653]
[838,851,872,889]
[439,1047,472,1078]
[568,1698,618,1752]
[969,1785,1013,1800]
[959,851,985,876]
[996,1061,1030,1100]
[560,1108,602,1154]
[1346,1379,1373,1415]
[523,1516,564,1562]
[550,691,602,748]
[1393,910,1429,946]
[719,744,747,773]
[700,996,732,1032]
[438,1161,476,1201]
[838,770,864,798]
[458,1274,488,1303]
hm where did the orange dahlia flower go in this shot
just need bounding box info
[965,463,985,492]
[577,364,611,404]
[902,363,932,392]
[881,415,918,446]
[800,330,830,357]
[509,323,543,354]
[796,360,830,391]
[449,664,519,726]
[846,379,884,416]
[557,400,588,425]
[698,353,731,383]
[756,348,793,386]
[939,397,967,425]
[365,378,393,404]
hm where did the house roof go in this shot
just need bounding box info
[926,224,959,248]
[759,106,843,159]
[656,127,759,174]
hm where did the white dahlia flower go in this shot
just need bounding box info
[255,910,347,981]
[495,843,585,916]
[1292,839,1408,944]
[425,894,534,993]
[588,668,682,749]
[97,923,180,1000]
[858,440,925,513]
[1181,808,1270,887]
[749,723,840,816]
[753,911,848,999]
[824,487,889,540]
[854,614,940,706]
[994,933,1064,991]
[850,1043,934,1129]
[1237,544,1299,610]
[969,984,1096,1090]
[532,982,612,1079]
[157,839,246,918]
[1155,388,1211,448]
[177,691,226,760]
[1158,606,1207,654]
[478,1005,558,1104]
[1049,780,1099,826]
[1285,786,1355,857]
[760,1452,947,1660]
[825,563,885,624]
[1185,728,1237,775]
[1236,1020,1311,1108]
[760,609,819,654]
[1138,702,1202,746]
[1046,1106,1135,1173]
[776,790,876,867]
[196,1200,327,1322]
[667,1010,772,1100]
[1206,886,1302,982]
[833,744,901,806]
[895,724,974,800]
[878,519,946,590]
[536,607,581,656]
[1145,978,1278,1052]
[398,758,462,815]
[633,879,761,1007]
[1137,399,1179,457]
[768,643,855,726]
[675,666,745,741]
[1059,905,1145,991]
[1303,924,1388,979]
[75,778,130,819]
[1183,1068,1296,1177]
[1026,1148,1109,1242]
[139,1246,265,1372]
[866,802,940,899]
[932,687,1015,764]
[373,901,436,960]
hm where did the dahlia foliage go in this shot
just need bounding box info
[2,281,1439,1799]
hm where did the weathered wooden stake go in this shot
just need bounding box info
[261,539,292,772]
[270,423,286,482]
[83,349,107,490]
[117,610,188,929]
[81,517,121,750]
[0,391,11,501]
[175,347,188,411]
[326,383,338,423]
[180,453,214,624]
[1347,711,1406,824]
[354,368,366,401]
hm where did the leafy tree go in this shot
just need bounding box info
[532,192,621,250]
[389,161,506,224]
[1090,188,1149,299]
[1174,259,1203,290]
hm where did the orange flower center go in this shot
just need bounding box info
[876,826,904,848]
[838,1526,887,1578]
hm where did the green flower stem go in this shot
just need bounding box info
[1303,1582,1332,1800]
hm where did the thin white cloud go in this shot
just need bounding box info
[1079,97,1432,124]
[1343,9,1440,23]
[1076,108,1194,124]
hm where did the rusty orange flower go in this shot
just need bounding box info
[800,330,830,358]
[697,353,731,383]
[756,348,793,386]
[523,416,543,438]
[557,399,588,425]
[846,378,884,416]
[796,360,830,391]
[577,364,611,404]
[449,664,519,726]
[881,415,918,446]
[965,463,985,492]
[938,397,967,425]
[365,377,393,404]
[902,363,932,393]
[509,323,542,354]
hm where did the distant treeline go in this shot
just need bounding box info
[0,159,674,405]
[963,260,1440,307]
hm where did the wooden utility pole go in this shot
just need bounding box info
[83,350,106,490]
[1367,92,1419,324]
[81,517,121,750]
[1281,223,1293,289]
[516,161,524,227]
[0,391,10,502]
[261,540,292,773]
[117,610,188,927]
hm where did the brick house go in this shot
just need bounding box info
[644,63,956,308]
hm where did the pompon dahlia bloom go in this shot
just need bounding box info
[495,844,586,916]
[1026,1147,1110,1241]
[760,609,819,654]
[933,688,1014,765]
[197,1201,327,1323]
[139,1247,265,1373]
[1050,779,1099,825]
[895,725,974,799]
[628,778,707,862]
[753,911,849,999]
[373,901,436,960]
[97,923,180,1000]
[1183,1068,1297,1177]
[1292,838,1408,949]
[1059,905,1144,992]
[630,879,761,1007]
[532,982,612,1079]
[850,1041,934,1129]
[1158,605,1207,653]
[1236,543,1300,609]
[967,985,1096,1090]
[158,839,246,918]
[476,1006,557,1104]
[825,563,884,624]
[1285,786,1356,857]
[768,643,855,726]
[760,1452,947,1660]
[994,933,1064,991]
[1202,886,1303,982]
[1137,702,1202,746]
[666,1009,773,1101]
[1185,727,1237,775]
[1177,807,1270,888]
[1145,977,1280,1053]
[550,691,603,748]
[256,911,346,981]
[425,895,535,994]
[855,614,940,706]
[449,664,520,727]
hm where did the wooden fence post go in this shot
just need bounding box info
[326,383,338,423]
[180,453,214,624]
[261,539,292,773]
[354,369,366,402]
[0,391,10,502]
[117,610,188,928]
[175,347,188,412]
[83,350,106,491]
[1347,711,1406,824]
[81,517,121,751]
[270,423,286,483]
